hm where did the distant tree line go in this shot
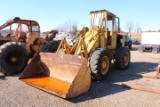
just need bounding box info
[125,21,160,33]
[57,19,78,35]
[125,21,142,34]
[56,20,160,34]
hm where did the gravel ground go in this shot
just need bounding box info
[0,45,160,107]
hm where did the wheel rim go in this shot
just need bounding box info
[5,50,23,68]
[101,56,109,75]
[124,52,129,66]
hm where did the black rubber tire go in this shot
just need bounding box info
[115,47,130,70]
[42,40,60,52]
[0,42,28,75]
[89,49,111,81]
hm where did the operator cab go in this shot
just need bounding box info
[0,17,40,43]
[90,10,121,49]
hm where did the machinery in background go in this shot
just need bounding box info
[0,17,59,75]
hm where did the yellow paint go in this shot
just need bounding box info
[56,10,121,59]
[20,9,126,99]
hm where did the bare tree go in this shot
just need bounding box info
[57,19,78,34]
[72,23,78,34]
[57,24,67,32]
[65,19,78,34]
[126,21,134,34]
[65,19,72,33]
[135,24,142,33]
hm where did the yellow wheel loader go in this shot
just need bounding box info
[0,17,59,75]
[20,10,131,98]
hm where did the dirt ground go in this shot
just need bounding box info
[0,45,160,107]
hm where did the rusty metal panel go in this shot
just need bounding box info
[20,53,91,98]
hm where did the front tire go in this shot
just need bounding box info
[89,49,111,81]
[0,42,28,75]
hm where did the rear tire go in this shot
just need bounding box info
[0,42,28,75]
[42,40,60,52]
[115,47,130,70]
[89,49,111,81]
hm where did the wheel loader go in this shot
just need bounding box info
[0,17,60,75]
[20,10,131,98]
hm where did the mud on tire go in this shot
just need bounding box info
[0,42,28,75]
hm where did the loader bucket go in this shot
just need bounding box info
[19,52,91,99]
